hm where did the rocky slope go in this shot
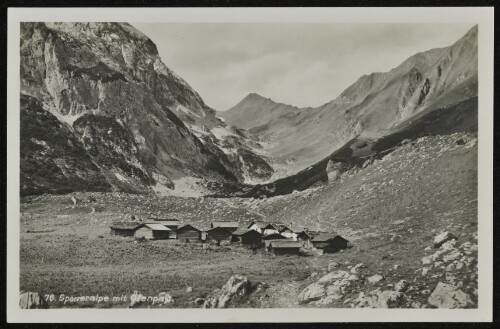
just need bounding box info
[220,25,478,178]
[20,22,273,196]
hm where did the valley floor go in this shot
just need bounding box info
[19,133,478,308]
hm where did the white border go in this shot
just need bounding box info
[7,7,494,323]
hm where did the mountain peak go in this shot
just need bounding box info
[243,92,270,102]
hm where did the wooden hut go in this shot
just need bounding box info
[149,218,180,235]
[205,227,232,244]
[176,224,202,242]
[311,233,350,253]
[280,226,307,241]
[110,222,142,237]
[297,231,312,247]
[262,223,280,236]
[211,221,239,233]
[134,223,171,240]
[268,240,302,255]
[231,229,263,248]
[247,221,266,233]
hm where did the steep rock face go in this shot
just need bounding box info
[220,26,478,178]
[20,22,273,195]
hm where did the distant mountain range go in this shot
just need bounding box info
[20,23,477,197]
[220,26,478,179]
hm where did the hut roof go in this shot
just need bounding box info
[150,219,180,226]
[311,233,348,242]
[110,222,142,230]
[312,242,330,249]
[177,224,201,232]
[206,226,232,233]
[262,233,287,240]
[248,221,264,229]
[232,228,261,236]
[143,223,171,231]
[212,221,239,228]
[269,241,302,249]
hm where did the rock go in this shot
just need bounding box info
[129,291,145,308]
[395,280,409,292]
[203,275,252,308]
[367,274,385,284]
[186,286,193,293]
[353,289,405,308]
[19,292,48,309]
[317,270,351,284]
[434,232,457,248]
[158,292,174,305]
[445,263,456,272]
[194,298,205,305]
[411,301,423,308]
[443,250,462,262]
[393,264,400,270]
[350,263,365,274]
[428,282,473,308]
[298,283,326,304]
[328,261,339,271]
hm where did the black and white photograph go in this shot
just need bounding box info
[6,7,494,323]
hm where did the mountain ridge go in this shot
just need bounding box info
[219,25,478,178]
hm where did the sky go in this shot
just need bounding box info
[133,23,474,111]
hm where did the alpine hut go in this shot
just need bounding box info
[205,226,232,244]
[110,222,142,237]
[280,225,307,241]
[231,229,263,248]
[211,221,240,233]
[149,218,180,232]
[311,233,350,254]
[268,240,302,255]
[297,230,312,247]
[262,232,287,241]
[176,224,202,242]
[134,223,171,240]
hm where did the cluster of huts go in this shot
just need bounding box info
[110,218,351,255]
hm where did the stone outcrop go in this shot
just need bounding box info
[428,282,473,308]
[203,275,253,308]
[19,292,49,309]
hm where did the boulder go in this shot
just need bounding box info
[129,291,145,308]
[327,261,339,271]
[353,289,405,308]
[434,232,457,248]
[394,280,409,292]
[186,286,193,293]
[203,275,252,308]
[428,282,473,308]
[367,274,385,284]
[350,263,365,274]
[298,283,326,304]
[19,292,48,309]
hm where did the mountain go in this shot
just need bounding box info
[20,22,273,196]
[220,26,478,178]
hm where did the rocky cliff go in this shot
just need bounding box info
[20,22,273,196]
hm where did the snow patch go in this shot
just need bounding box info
[175,104,201,118]
[114,173,129,182]
[211,126,235,140]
